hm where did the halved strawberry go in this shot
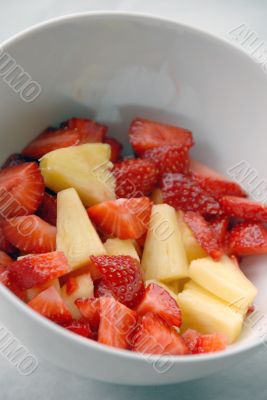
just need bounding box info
[98,296,138,349]
[66,117,107,143]
[1,153,31,169]
[132,313,189,355]
[209,216,229,246]
[62,320,93,338]
[220,196,267,222]
[136,283,182,327]
[36,192,57,226]
[183,329,227,354]
[75,297,100,330]
[91,255,145,308]
[113,158,158,198]
[28,286,72,324]
[104,137,123,163]
[3,215,56,254]
[129,117,193,155]
[87,197,152,240]
[0,162,44,218]
[184,212,223,260]
[228,222,267,256]
[8,251,70,290]
[161,173,222,216]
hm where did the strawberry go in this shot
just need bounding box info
[0,250,13,285]
[104,137,122,163]
[183,329,227,354]
[0,162,44,218]
[129,117,193,156]
[28,286,72,324]
[75,297,100,330]
[62,320,92,338]
[113,158,158,198]
[131,313,189,355]
[161,173,222,216]
[88,197,152,240]
[36,192,57,226]
[0,223,16,254]
[3,215,56,254]
[220,196,267,222]
[66,117,107,143]
[209,216,229,245]
[228,222,267,256]
[91,255,145,308]
[1,153,31,169]
[136,283,182,327]
[8,251,70,290]
[98,296,138,350]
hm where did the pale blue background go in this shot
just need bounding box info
[1,1,267,398]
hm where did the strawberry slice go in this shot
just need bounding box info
[88,197,152,240]
[62,320,93,338]
[184,212,223,260]
[183,329,227,354]
[161,173,222,216]
[1,153,31,169]
[0,162,44,218]
[66,117,107,143]
[28,286,72,324]
[136,283,182,327]
[75,298,100,330]
[36,192,57,226]
[0,250,13,285]
[220,196,267,222]
[228,222,267,256]
[132,313,189,355]
[91,255,145,308]
[104,137,122,163]
[8,251,70,290]
[129,117,193,155]
[209,216,229,246]
[98,296,138,350]
[113,158,158,198]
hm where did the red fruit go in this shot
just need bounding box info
[104,137,122,163]
[75,297,100,330]
[0,250,13,285]
[228,222,267,256]
[0,162,44,218]
[183,329,227,354]
[8,251,70,290]
[66,117,107,143]
[94,279,112,298]
[113,158,158,198]
[91,255,145,308]
[136,283,182,327]
[62,320,92,338]
[129,117,193,156]
[132,313,189,355]
[88,197,152,240]
[209,216,229,245]
[36,192,57,226]
[0,223,16,254]
[28,286,72,324]
[3,215,56,254]
[1,153,31,169]
[220,196,267,222]
[161,173,222,216]
[65,277,78,295]
[184,212,223,260]
[98,296,138,350]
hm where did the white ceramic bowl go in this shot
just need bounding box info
[0,12,267,386]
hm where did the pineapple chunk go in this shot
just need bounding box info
[189,255,257,312]
[151,189,163,205]
[178,281,243,343]
[177,211,207,262]
[104,238,140,261]
[61,273,94,319]
[56,188,106,270]
[40,143,115,206]
[26,279,60,302]
[141,204,188,282]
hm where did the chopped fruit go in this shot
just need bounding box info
[183,212,223,260]
[0,250,13,284]
[88,197,152,240]
[136,283,182,327]
[129,117,193,156]
[189,255,257,314]
[151,188,163,205]
[177,281,243,343]
[40,143,115,206]
[91,255,145,308]
[8,251,70,290]
[28,286,72,324]
[36,192,57,226]
[26,279,60,302]
[1,153,31,169]
[0,162,44,217]
[0,223,16,254]
[141,204,188,282]
[183,329,227,354]
[209,216,229,246]
[104,137,122,163]
[132,313,189,355]
[61,273,94,319]
[56,188,106,270]
[98,296,138,349]
[145,279,178,300]
[3,215,56,254]
[220,196,267,222]
[104,238,140,261]
[66,117,107,143]
[190,159,246,198]
[177,211,207,262]
[228,222,267,256]
[62,320,92,338]
[161,173,222,216]
[75,297,100,330]
[113,158,158,198]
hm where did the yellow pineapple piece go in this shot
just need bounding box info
[26,279,60,302]
[40,143,115,206]
[104,238,140,261]
[151,189,163,204]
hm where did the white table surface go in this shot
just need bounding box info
[1,1,267,398]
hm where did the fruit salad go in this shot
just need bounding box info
[0,116,261,356]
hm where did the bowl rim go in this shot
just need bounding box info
[0,10,263,364]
